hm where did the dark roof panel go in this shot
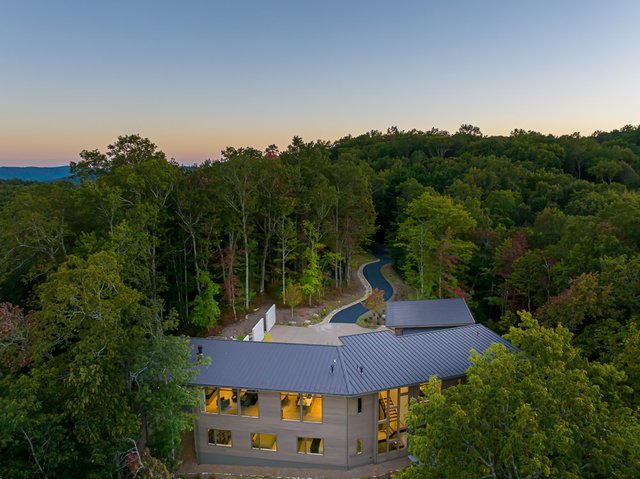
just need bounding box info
[190,324,509,396]
[385,298,475,328]
[190,339,348,395]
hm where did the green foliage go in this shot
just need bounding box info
[0,251,198,476]
[189,271,221,329]
[395,191,476,298]
[400,313,640,479]
[3,127,640,473]
[284,282,303,319]
[300,248,322,305]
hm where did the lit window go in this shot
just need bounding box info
[203,388,219,414]
[357,438,363,454]
[297,437,324,455]
[302,395,322,422]
[251,432,277,451]
[207,429,232,447]
[281,392,300,420]
[220,387,238,415]
[240,389,259,417]
[280,392,322,422]
[204,387,259,417]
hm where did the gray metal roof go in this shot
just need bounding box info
[190,324,510,396]
[189,339,348,395]
[385,298,475,328]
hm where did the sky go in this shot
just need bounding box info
[0,0,639,166]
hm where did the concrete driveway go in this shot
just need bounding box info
[268,321,389,345]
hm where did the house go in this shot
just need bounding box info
[385,298,475,335]
[190,323,510,469]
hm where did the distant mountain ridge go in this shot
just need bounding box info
[0,165,71,181]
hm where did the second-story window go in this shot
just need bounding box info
[281,392,323,422]
[202,387,259,417]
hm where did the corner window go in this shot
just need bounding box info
[281,392,322,422]
[251,432,277,451]
[297,437,324,455]
[207,429,232,447]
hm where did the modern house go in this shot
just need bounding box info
[190,323,510,469]
[386,298,475,335]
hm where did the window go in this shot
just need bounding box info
[202,387,259,417]
[280,392,322,422]
[251,433,277,451]
[297,437,324,455]
[220,387,238,415]
[378,387,410,454]
[207,429,232,447]
[357,438,363,454]
[357,397,362,413]
[239,389,259,417]
[203,387,219,414]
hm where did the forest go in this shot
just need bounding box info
[2,124,640,477]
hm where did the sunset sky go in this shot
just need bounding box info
[1,0,639,166]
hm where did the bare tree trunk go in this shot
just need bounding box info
[191,231,200,293]
[184,242,189,320]
[21,429,47,479]
[281,233,287,304]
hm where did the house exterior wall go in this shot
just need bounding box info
[195,390,350,469]
[346,394,377,468]
[194,377,464,469]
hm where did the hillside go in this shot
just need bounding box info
[0,165,70,181]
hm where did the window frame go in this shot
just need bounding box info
[251,432,277,452]
[207,428,232,447]
[297,437,324,456]
[280,391,323,423]
[202,387,259,418]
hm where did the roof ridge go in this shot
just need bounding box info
[336,347,354,395]
[194,336,340,349]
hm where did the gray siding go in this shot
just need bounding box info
[196,391,349,468]
[346,394,376,468]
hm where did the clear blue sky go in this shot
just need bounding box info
[1,0,638,165]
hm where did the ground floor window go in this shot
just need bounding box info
[251,432,277,451]
[207,429,232,447]
[297,437,324,455]
[357,438,363,454]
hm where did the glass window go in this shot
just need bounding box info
[281,392,300,420]
[379,387,407,454]
[207,429,232,447]
[204,388,219,414]
[240,389,259,417]
[252,432,277,451]
[297,437,324,455]
[357,438,363,454]
[281,392,322,422]
[377,421,387,454]
[219,387,238,415]
[357,397,362,413]
[302,395,322,423]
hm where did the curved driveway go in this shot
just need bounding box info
[330,252,393,324]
